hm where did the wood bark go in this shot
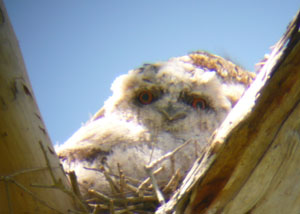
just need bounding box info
[0,1,83,213]
[157,10,300,214]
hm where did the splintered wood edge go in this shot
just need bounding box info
[156,10,300,214]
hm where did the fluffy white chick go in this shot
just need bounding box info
[56,51,255,202]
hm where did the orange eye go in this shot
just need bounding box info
[138,91,153,105]
[180,92,209,110]
[192,97,206,110]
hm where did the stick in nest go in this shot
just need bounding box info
[81,138,193,213]
[145,139,193,205]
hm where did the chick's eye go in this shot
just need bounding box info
[138,91,153,105]
[192,97,207,110]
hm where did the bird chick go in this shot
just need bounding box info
[56,51,255,206]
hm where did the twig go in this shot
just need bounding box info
[117,163,129,210]
[137,166,163,193]
[39,141,56,181]
[162,169,181,193]
[78,139,192,212]
[11,179,64,213]
[144,166,165,205]
[89,189,157,204]
[4,180,12,214]
[89,189,111,203]
[68,171,83,200]
[146,139,192,170]
[0,167,63,214]
[109,199,114,214]
[124,180,141,194]
[84,166,120,194]
[144,139,193,205]
[92,204,101,214]
[38,141,89,213]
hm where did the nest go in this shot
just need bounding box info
[68,140,195,214]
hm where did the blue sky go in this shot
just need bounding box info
[4,1,299,144]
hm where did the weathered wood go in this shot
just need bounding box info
[157,10,300,214]
[0,1,83,213]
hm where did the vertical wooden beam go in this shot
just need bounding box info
[0,1,82,213]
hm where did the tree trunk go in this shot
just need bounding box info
[0,1,83,213]
[157,10,300,214]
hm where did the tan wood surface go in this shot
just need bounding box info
[0,1,83,213]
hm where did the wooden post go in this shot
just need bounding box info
[0,1,83,213]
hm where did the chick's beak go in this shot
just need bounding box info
[159,104,187,121]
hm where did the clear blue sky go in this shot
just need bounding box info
[4,1,299,144]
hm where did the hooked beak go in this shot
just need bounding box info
[159,104,187,122]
